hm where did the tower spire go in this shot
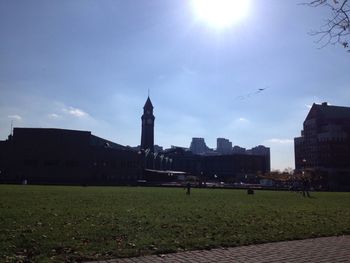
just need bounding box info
[141,96,155,153]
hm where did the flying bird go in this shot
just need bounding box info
[235,87,269,100]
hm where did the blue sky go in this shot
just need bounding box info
[0,0,349,170]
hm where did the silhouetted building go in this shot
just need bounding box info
[0,128,142,185]
[247,145,271,172]
[189,137,209,155]
[217,138,232,154]
[170,145,188,151]
[202,150,220,156]
[232,145,246,154]
[154,145,163,153]
[294,102,350,190]
[141,96,155,152]
[162,147,268,183]
[131,144,163,153]
[143,169,187,183]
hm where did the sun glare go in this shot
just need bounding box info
[192,0,250,29]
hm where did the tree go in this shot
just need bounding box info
[283,167,294,174]
[306,0,350,52]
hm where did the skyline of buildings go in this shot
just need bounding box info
[2,97,350,190]
[138,96,271,180]
[0,96,271,185]
[138,97,271,167]
[1,1,349,172]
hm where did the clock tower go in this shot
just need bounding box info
[141,96,155,152]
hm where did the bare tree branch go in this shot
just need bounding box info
[304,0,350,52]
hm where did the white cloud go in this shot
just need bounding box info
[62,106,89,118]
[225,116,251,132]
[48,113,61,119]
[237,117,249,122]
[8,114,22,120]
[265,138,293,144]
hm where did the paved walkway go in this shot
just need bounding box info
[86,235,350,263]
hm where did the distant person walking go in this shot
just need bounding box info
[301,176,311,198]
[186,182,191,195]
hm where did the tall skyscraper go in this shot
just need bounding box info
[217,138,232,154]
[189,137,209,155]
[141,96,155,152]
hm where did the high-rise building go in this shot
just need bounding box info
[216,138,232,154]
[141,96,155,152]
[294,102,350,190]
[189,137,209,155]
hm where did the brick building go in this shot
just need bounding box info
[294,102,350,190]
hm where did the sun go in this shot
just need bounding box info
[191,0,251,29]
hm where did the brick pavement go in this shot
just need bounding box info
[85,235,350,263]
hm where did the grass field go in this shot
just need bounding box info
[1,185,350,262]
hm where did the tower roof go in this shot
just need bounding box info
[306,102,350,121]
[143,96,153,109]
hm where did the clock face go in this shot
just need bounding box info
[147,119,153,124]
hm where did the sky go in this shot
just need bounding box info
[0,0,349,170]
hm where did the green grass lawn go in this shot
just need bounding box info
[1,185,350,262]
